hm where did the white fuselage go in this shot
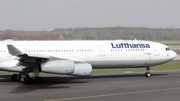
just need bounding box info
[0,40,177,71]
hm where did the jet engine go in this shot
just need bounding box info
[41,60,74,74]
[71,63,92,76]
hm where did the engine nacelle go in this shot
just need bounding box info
[71,63,92,76]
[41,60,74,74]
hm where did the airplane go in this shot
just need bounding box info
[0,39,177,84]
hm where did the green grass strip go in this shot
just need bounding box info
[161,42,180,46]
[0,63,180,76]
[92,63,180,73]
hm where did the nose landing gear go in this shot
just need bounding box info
[145,66,152,77]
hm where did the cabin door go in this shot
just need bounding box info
[153,45,160,56]
[98,45,106,56]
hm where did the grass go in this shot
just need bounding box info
[0,72,48,77]
[161,42,180,46]
[0,64,180,76]
[92,63,180,73]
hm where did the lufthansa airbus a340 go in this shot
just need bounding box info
[0,39,177,84]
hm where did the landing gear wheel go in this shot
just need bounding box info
[34,77,43,84]
[24,77,33,84]
[17,74,21,81]
[145,72,151,77]
[11,74,18,81]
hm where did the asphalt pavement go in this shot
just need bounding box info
[0,69,180,101]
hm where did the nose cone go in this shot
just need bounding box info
[171,51,177,60]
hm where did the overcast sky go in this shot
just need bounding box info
[0,0,180,31]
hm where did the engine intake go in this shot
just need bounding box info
[72,63,92,76]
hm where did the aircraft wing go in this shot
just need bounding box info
[7,45,50,62]
[7,44,85,63]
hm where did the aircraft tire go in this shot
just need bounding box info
[11,74,18,81]
[145,72,151,77]
[34,77,43,84]
[24,77,33,84]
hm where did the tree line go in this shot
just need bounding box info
[0,27,180,41]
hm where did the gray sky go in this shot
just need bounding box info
[0,0,180,31]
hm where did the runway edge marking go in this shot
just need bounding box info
[44,87,180,101]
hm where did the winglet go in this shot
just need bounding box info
[7,45,23,55]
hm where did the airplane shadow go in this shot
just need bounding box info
[9,77,89,93]
[74,73,168,80]
[0,73,168,93]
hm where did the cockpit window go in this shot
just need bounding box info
[165,47,171,51]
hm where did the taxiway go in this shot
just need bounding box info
[0,69,180,101]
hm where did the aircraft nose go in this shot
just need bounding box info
[171,51,177,59]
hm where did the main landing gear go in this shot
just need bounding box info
[145,66,152,77]
[11,73,43,84]
[11,64,43,84]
